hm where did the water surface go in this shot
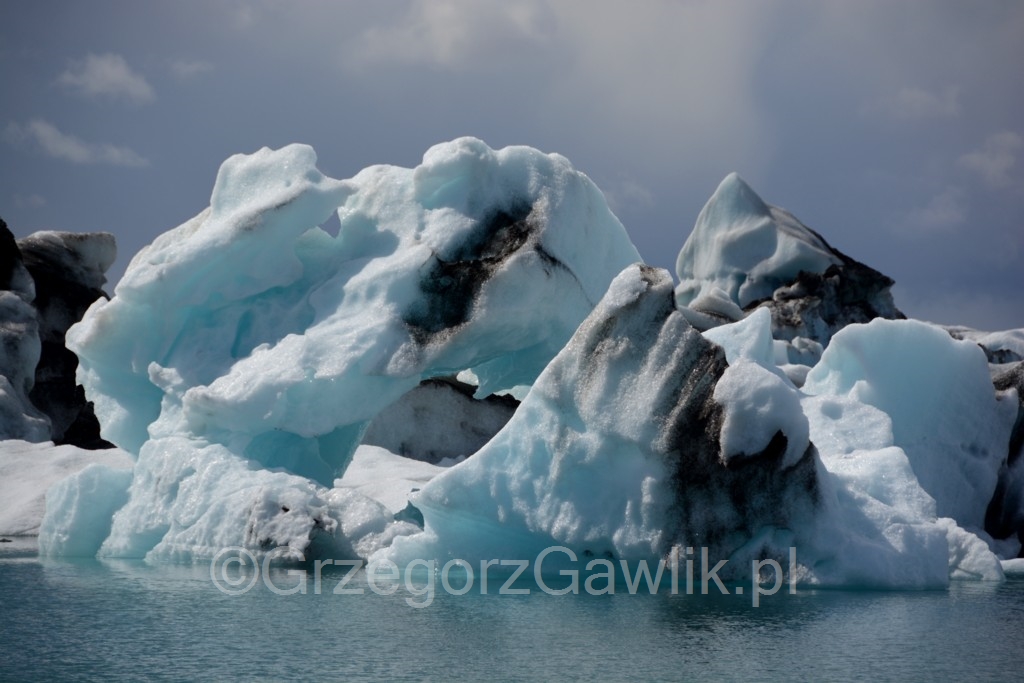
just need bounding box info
[1,539,1020,681]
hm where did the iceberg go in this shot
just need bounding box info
[361,376,517,464]
[987,362,1024,549]
[53,137,640,560]
[27,139,1021,589]
[803,318,1016,530]
[335,444,447,515]
[0,440,132,536]
[1,220,49,442]
[0,218,114,447]
[383,265,822,578]
[17,230,115,448]
[383,266,1006,586]
[38,462,133,557]
[674,173,903,351]
[945,326,1024,365]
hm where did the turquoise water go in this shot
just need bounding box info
[1,539,1021,682]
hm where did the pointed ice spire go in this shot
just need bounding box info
[674,174,903,346]
[696,172,772,229]
[675,173,842,310]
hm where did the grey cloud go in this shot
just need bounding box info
[57,53,155,104]
[343,0,551,70]
[5,119,150,167]
[902,186,966,234]
[13,193,46,209]
[861,86,961,120]
[959,132,1022,189]
[169,59,214,80]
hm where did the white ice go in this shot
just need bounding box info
[803,318,1016,530]
[0,440,132,536]
[335,445,447,515]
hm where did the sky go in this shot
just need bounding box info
[1,0,1021,329]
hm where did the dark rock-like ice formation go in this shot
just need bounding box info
[986,362,1024,549]
[18,231,115,447]
[946,326,1024,365]
[0,217,114,447]
[361,376,518,464]
[1,219,49,441]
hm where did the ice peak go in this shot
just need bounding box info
[704,172,771,223]
[674,173,903,345]
[675,173,842,310]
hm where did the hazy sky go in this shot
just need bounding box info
[2,1,1021,329]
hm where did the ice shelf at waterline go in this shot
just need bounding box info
[28,138,1024,589]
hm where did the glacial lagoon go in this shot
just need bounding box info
[2,539,1021,681]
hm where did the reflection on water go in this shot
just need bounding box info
[1,541,1020,681]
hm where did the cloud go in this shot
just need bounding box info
[57,53,155,104]
[602,179,655,215]
[169,59,214,80]
[345,0,550,69]
[958,131,1022,189]
[542,1,769,164]
[343,1,770,171]
[4,119,149,167]
[13,193,46,209]
[230,3,258,30]
[902,186,966,234]
[861,86,961,121]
